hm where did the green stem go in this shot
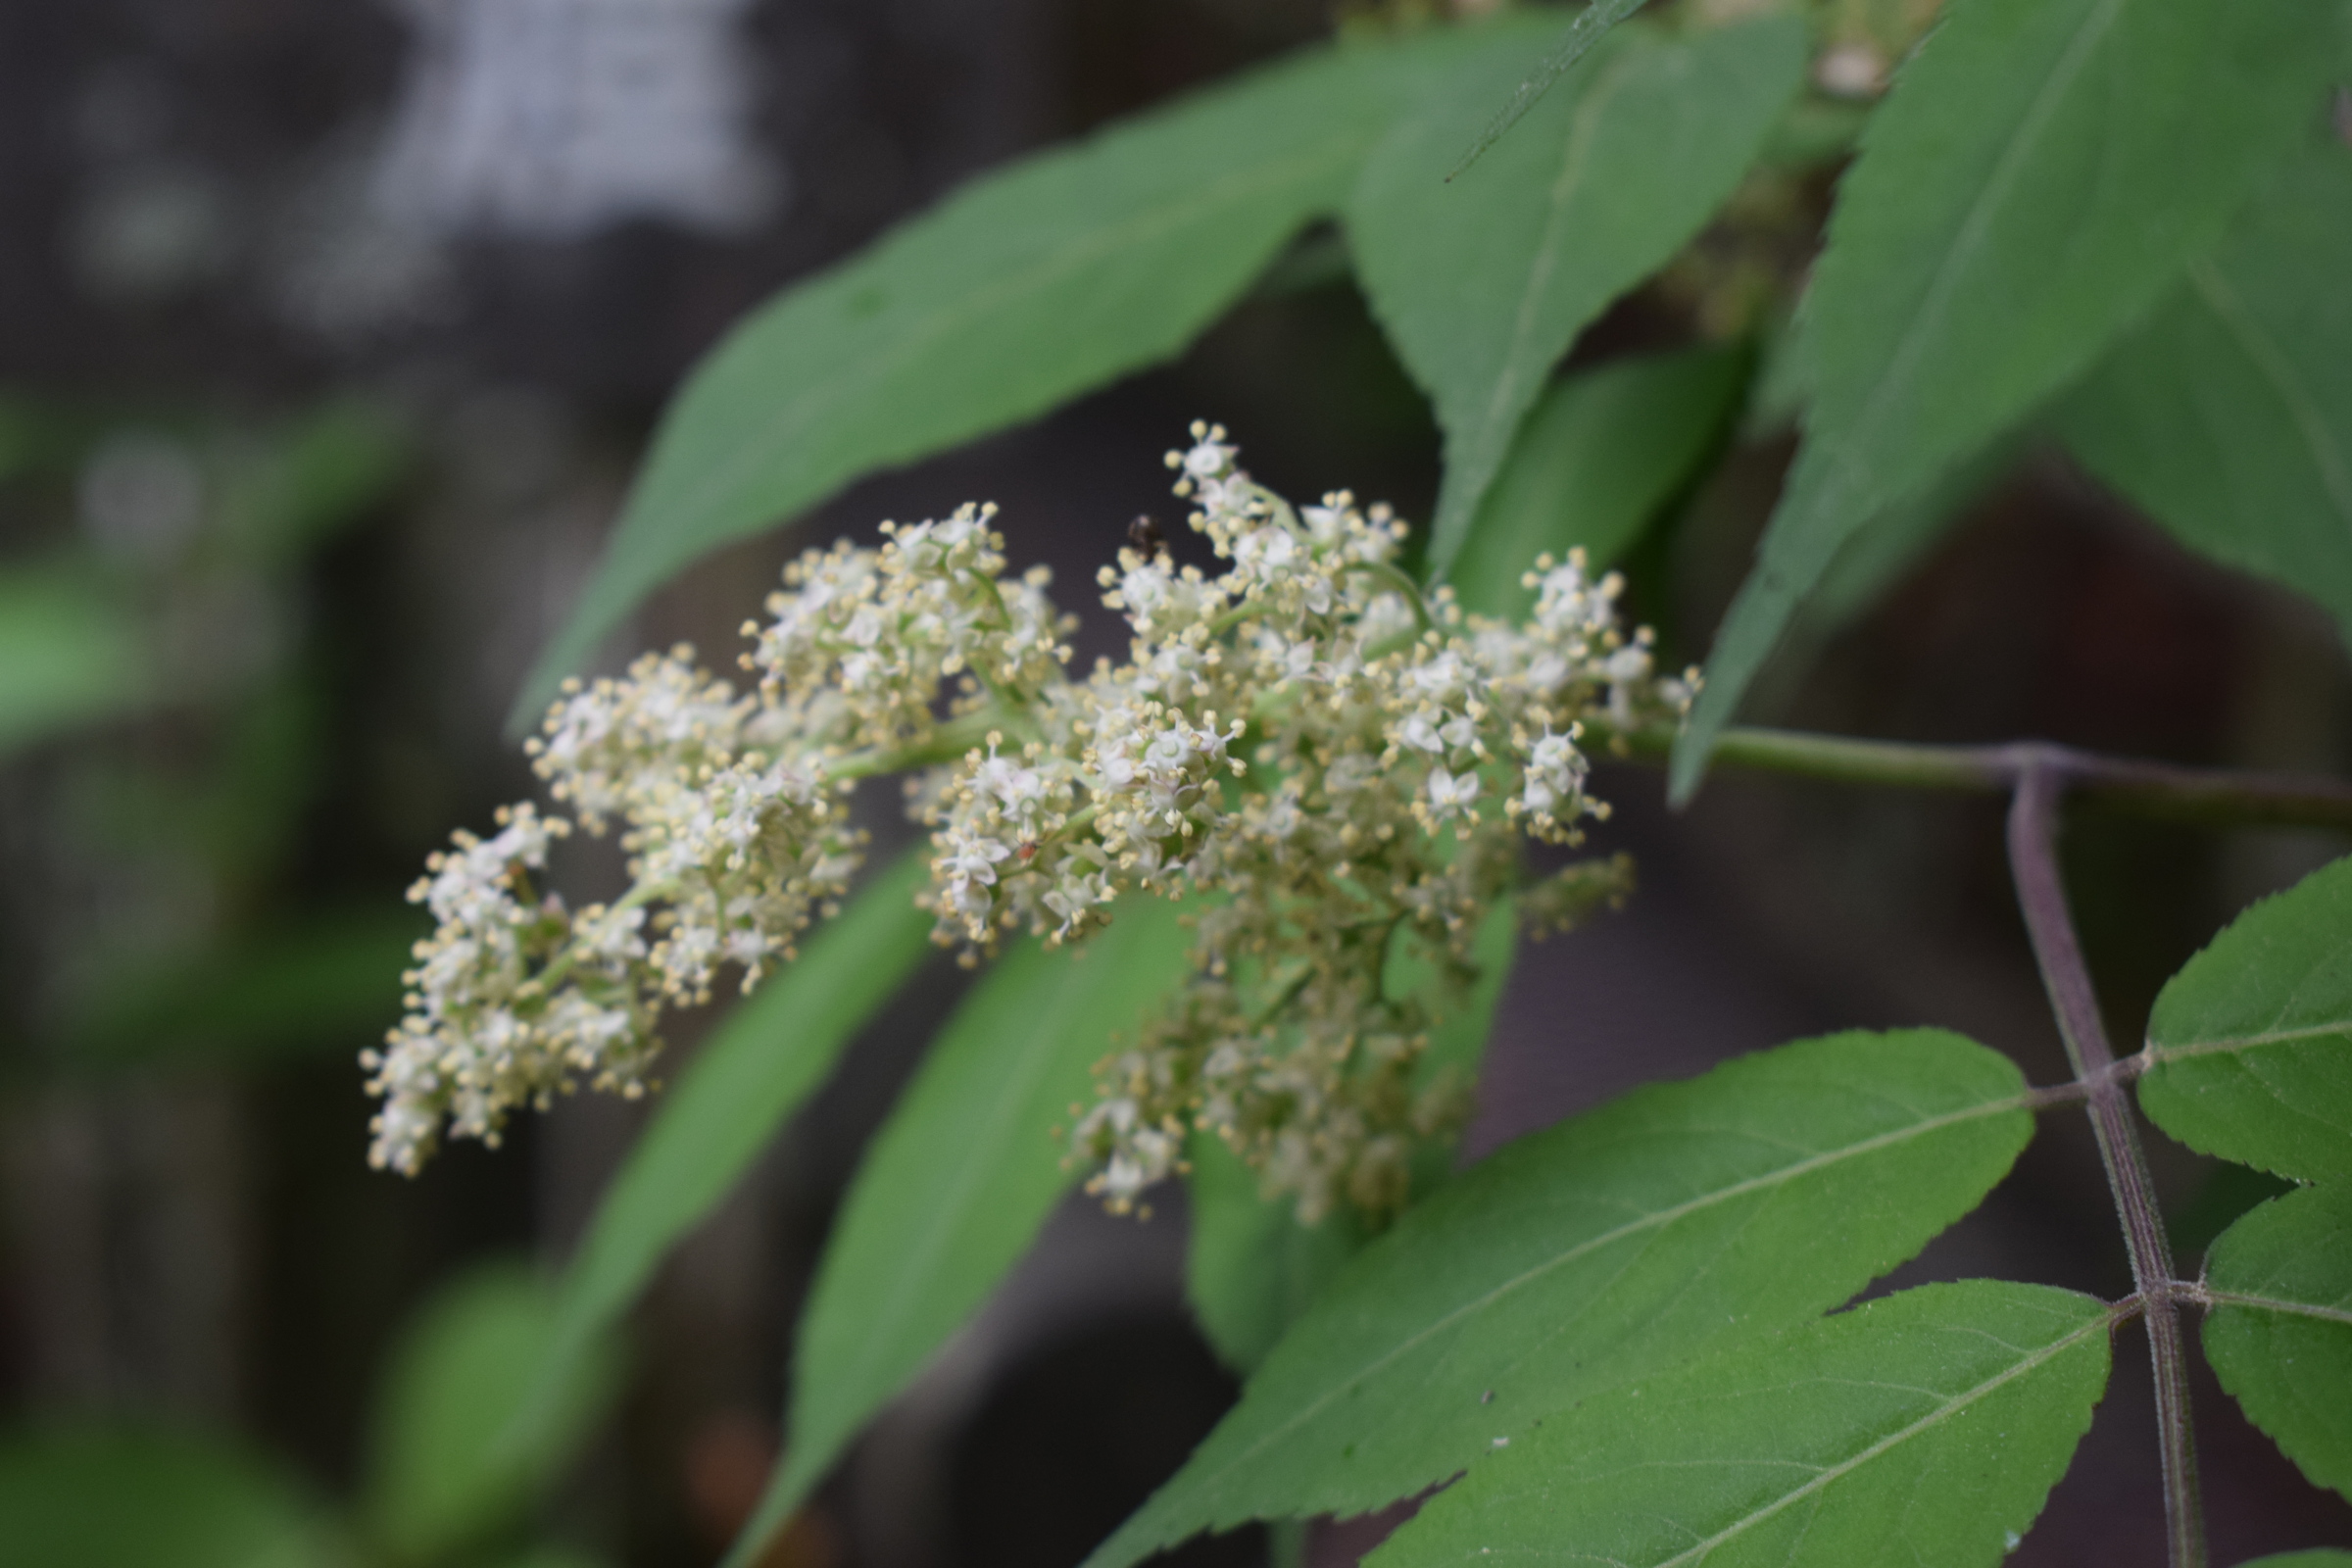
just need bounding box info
[1607,724,2352,833]
[1345,559,1434,636]
[958,571,1024,708]
[828,708,1012,780]
[1208,600,1277,637]
[525,877,668,999]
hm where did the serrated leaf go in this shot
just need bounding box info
[1672,0,2346,801]
[1085,1028,2037,1567]
[1802,439,2014,634]
[512,849,933,1448]
[1349,17,1804,581]
[2140,855,2352,1183]
[1448,0,1650,179]
[364,1261,619,1564]
[2057,136,2352,644]
[513,29,1508,726]
[728,895,1196,1566]
[1371,1281,2111,1568]
[1186,899,1519,1373]
[1446,346,1744,620]
[2203,1185,2352,1503]
[1743,440,2017,716]
[0,1426,336,1568]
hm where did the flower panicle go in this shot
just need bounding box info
[372,424,1687,1224]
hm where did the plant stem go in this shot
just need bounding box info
[2006,762,2205,1568]
[1344,559,1436,635]
[1611,725,2352,833]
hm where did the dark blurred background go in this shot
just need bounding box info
[2,3,2348,1566]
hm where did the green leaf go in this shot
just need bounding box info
[514,849,933,1446]
[1348,17,1804,581]
[2140,854,2352,1183]
[1186,899,1521,1374]
[1186,1134,1370,1377]
[1085,1028,2037,1567]
[513,29,1502,727]
[729,895,1197,1566]
[1446,346,1744,620]
[1671,0,2346,802]
[1740,440,2018,717]
[2233,1555,2352,1567]
[364,1260,620,1564]
[1368,1280,2111,1568]
[0,564,149,757]
[2056,136,2352,644]
[0,1425,337,1568]
[1446,0,1650,180]
[2203,1185,2352,1504]
[1801,441,2014,635]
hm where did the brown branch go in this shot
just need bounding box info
[2007,762,2205,1568]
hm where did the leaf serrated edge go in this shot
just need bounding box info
[1647,1304,2114,1568]
[1092,1081,2039,1559]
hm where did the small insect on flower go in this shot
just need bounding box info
[1127,514,1166,555]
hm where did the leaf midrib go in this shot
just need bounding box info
[792,955,1097,1457]
[1646,1310,2108,1567]
[1814,0,2129,509]
[2189,258,2352,539]
[2206,1288,2352,1328]
[1466,44,1639,468]
[1146,1088,2032,1516]
[2145,1017,2350,1062]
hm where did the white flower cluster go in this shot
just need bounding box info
[366,505,1054,1174]
[368,427,1688,1222]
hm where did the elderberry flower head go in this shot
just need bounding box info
[369,423,1690,1224]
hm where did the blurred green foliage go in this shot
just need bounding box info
[0,1261,619,1568]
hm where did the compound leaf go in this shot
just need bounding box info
[365,1261,619,1564]
[1672,0,2345,800]
[730,895,1195,1565]
[514,849,933,1446]
[2203,1185,2352,1503]
[2057,136,2352,645]
[1349,17,1803,580]
[1446,346,1744,620]
[2140,855,2352,1183]
[1085,1028,2036,1567]
[1371,1281,2111,1568]
[514,29,1502,724]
